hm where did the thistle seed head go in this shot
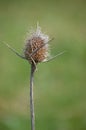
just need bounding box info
[24,25,50,64]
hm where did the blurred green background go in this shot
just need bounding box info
[0,0,86,130]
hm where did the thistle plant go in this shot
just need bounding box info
[0,24,65,130]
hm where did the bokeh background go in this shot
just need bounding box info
[0,0,86,130]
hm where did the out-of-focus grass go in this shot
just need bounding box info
[0,0,86,130]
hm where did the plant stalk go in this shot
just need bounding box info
[30,63,36,130]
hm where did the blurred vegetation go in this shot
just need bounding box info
[0,0,86,130]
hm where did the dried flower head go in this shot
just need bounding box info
[24,25,50,64]
[0,24,66,67]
